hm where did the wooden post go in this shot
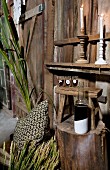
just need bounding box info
[44,0,55,128]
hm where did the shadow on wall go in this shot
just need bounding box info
[103,114,110,170]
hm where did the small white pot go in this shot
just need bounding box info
[74,118,88,134]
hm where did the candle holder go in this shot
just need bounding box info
[95,39,107,65]
[76,35,88,64]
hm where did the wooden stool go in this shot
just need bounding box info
[55,86,103,130]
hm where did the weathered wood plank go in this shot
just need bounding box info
[89,0,98,63]
[54,32,110,46]
[19,4,44,22]
[61,0,74,62]
[44,0,55,128]
[24,0,44,97]
[25,16,37,60]
[45,62,110,76]
[55,86,102,98]
[45,62,110,68]
[54,0,64,62]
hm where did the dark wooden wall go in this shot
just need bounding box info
[13,0,55,124]
[14,0,46,117]
[23,0,44,94]
[15,0,110,126]
[54,0,98,63]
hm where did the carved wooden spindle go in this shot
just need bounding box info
[95,39,107,64]
[76,35,88,64]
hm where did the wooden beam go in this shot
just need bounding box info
[19,3,45,23]
[55,86,102,98]
[25,16,37,60]
[54,32,110,46]
[45,62,110,76]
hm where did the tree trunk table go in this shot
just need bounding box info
[56,116,108,170]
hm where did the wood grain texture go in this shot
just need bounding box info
[63,0,74,63]
[89,0,98,63]
[45,62,110,76]
[56,117,107,170]
[54,33,110,46]
[44,0,55,128]
[23,0,43,93]
[55,86,102,97]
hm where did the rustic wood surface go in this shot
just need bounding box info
[44,0,55,128]
[55,86,102,129]
[56,117,107,170]
[45,62,110,76]
[89,0,98,63]
[63,0,74,63]
[54,33,110,46]
[45,62,110,68]
[23,0,44,95]
[12,0,45,116]
[55,86,102,98]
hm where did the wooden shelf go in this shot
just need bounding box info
[45,62,110,76]
[54,32,110,46]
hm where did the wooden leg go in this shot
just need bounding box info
[88,97,95,130]
[96,99,103,120]
[57,94,66,123]
[68,95,74,128]
[68,95,74,117]
[89,97,103,130]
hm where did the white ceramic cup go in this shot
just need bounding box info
[74,118,88,134]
